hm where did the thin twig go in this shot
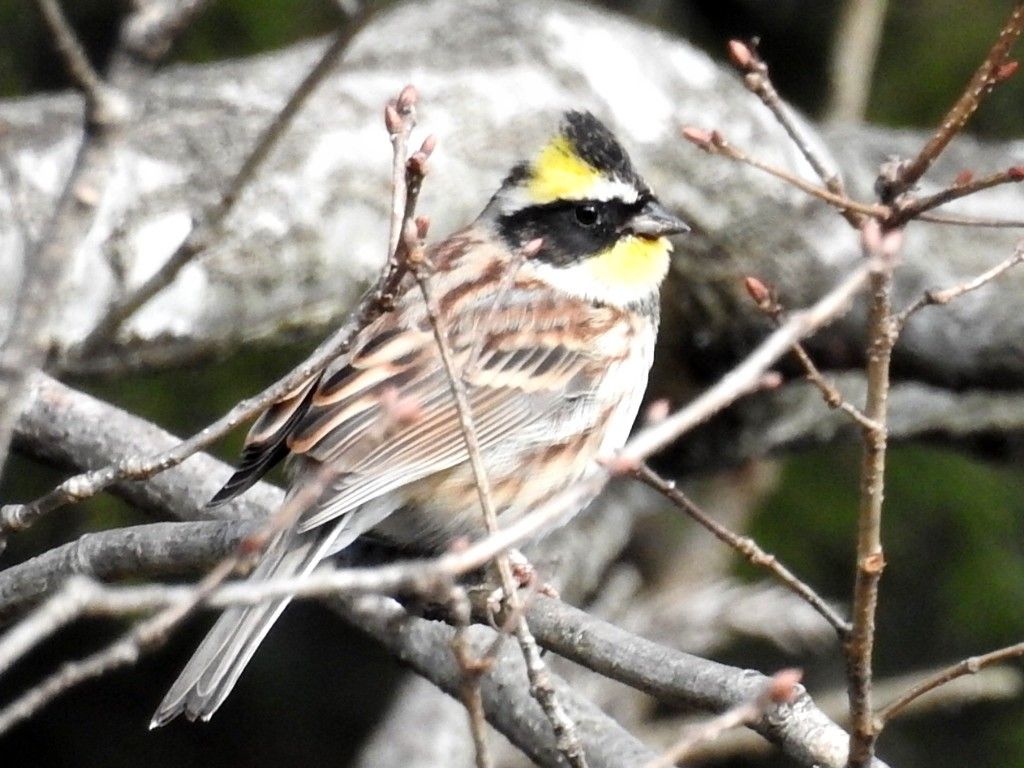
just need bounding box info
[743,276,880,432]
[633,464,851,638]
[450,593,495,768]
[726,39,861,226]
[918,211,1024,228]
[34,0,126,126]
[681,127,885,221]
[645,669,803,768]
[621,264,871,464]
[0,465,334,733]
[0,0,128,489]
[387,87,544,765]
[411,241,589,768]
[889,166,1024,225]
[845,220,901,768]
[893,240,1024,332]
[76,11,371,354]
[876,641,1024,726]
[382,84,588,766]
[886,2,1024,198]
[3,308,370,543]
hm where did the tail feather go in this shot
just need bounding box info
[150,523,344,728]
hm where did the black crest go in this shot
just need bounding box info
[562,111,640,185]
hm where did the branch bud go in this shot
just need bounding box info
[995,60,1019,83]
[522,237,544,258]
[727,39,753,70]
[681,126,714,150]
[743,276,772,307]
[419,134,437,157]
[384,103,402,134]
[766,668,803,704]
[953,169,974,186]
[397,84,418,112]
[415,215,431,240]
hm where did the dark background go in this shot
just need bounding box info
[2,1,1023,766]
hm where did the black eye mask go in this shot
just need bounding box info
[497,195,650,266]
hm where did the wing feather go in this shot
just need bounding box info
[212,229,634,531]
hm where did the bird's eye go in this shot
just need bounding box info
[574,203,600,227]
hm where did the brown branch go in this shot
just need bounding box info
[75,9,372,355]
[726,40,862,227]
[889,166,1024,225]
[633,464,851,638]
[893,239,1024,332]
[743,276,880,432]
[622,264,870,463]
[384,88,565,768]
[918,211,1024,228]
[450,589,495,768]
[887,2,1024,197]
[681,127,885,221]
[411,232,588,767]
[845,220,901,768]
[875,641,1024,726]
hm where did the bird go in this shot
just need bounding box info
[151,110,689,726]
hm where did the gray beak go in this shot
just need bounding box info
[628,199,690,238]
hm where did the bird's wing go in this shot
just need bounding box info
[207,375,321,506]
[208,231,635,525]
[289,278,628,531]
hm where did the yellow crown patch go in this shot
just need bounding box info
[528,136,603,204]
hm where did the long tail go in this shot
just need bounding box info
[150,522,345,728]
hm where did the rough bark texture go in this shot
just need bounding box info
[1,372,887,768]
[1,0,1021,388]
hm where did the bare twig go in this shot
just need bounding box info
[918,211,1024,228]
[76,11,371,354]
[845,220,902,768]
[646,669,803,768]
[826,0,889,123]
[450,589,495,768]
[743,276,879,432]
[633,464,851,637]
[681,127,884,221]
[876,642,1024,725]
[34,0,126,126]
[0,465,333,734]
[886,2,1024,198]
[726,40,860,226]
[411,231,588,767]
[893,240,1024,332]
[890,166,1024,225]
[621,264,870,463]
[0,0,129,488]
[379,81,588,766]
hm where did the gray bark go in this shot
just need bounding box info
[0,372,887,768]
[1,0,1021,388]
